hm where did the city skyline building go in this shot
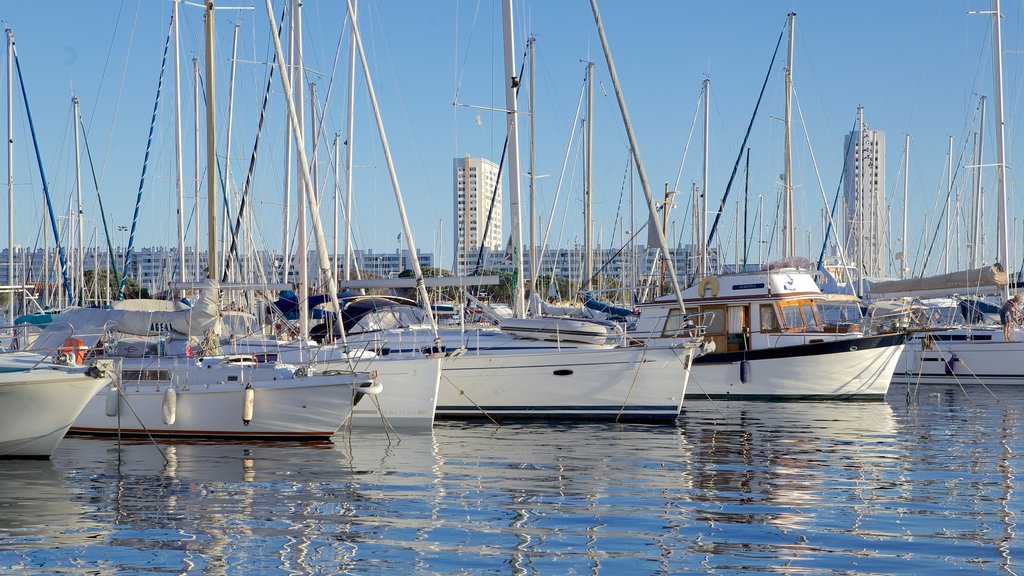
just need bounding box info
[453,155,502,275]
[842,108,886,279]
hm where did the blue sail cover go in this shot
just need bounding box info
[582,292,638,320]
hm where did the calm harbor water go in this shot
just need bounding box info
[1,385,1022,575]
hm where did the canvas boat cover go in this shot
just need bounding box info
[867,265,1008,299]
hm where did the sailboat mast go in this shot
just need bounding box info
[528,35,537,311]
[945,134,951,274]
[971,97,986,269]
[5,28,12,326]
[701,77,709,277]
[501,0,525,317]
[584,61,594,292]
[204,0,217,281]
[291,0,309,342]
[992,0,1010,298]
[193,56,200,281]
[589,0,688,313]
[783,11,795,259]
[902,133,910,279]
[173,0,185,289]
[343,0,357,284]
[73,95,83,305]
[223,23,239,282]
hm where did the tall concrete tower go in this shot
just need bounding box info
[454,155,502,275]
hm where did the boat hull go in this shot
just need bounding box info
[689,333,906,400]
[436,344,694,422]
[72,359,365,439]
[892,328,1024,386]
[238,341,442,431]
[0,366,110,458]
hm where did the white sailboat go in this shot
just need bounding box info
[0,321,114,458]
[877,0,1022,388]
[71,2,380,439]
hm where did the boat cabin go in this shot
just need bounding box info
[633,268,853,352]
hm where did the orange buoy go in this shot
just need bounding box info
[58,337,88,365]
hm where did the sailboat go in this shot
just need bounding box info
[71,2,380,439]
[873,0,1024,388]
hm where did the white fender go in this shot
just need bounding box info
[242,384,254,426]
[162,387,177,425]
[105,387,120,417]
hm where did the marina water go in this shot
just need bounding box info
[1,385,1021,574]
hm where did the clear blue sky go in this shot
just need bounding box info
[3,0,1023,278]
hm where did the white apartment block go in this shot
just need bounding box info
[842,114,886,278]
[454,155,502,275]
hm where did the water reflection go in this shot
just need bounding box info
[0,393,1020,574]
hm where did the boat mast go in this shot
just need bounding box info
[204,0,217,281]
[224,22,239,283]
[502,0,525,317]
[589,0,689,312]
[992,0,1011,298]
[701,77,709,277]
[73,95,83,305]
[528,35,537,312]
[173,0,185,289]
[343,0,439,338]
[782,11,795,259]
[971,97,986,269]
[945,134,951,274]
[6,28,12,326]
[902,133,910,279]
[344,0,357,284]
[193,56,200,281]
[292,0,309,342]
[584,60,593,293]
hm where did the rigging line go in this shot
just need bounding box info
[671,89,703,192]
[119,16,174,301]
[537,72,587,276]
[86,0,128,128]
[78,115,122,292]
[470,42,528,277]
[451,0,485,109]
[590,150,641,287]
[817,115,857,273]
[95,0,142,191]
[794,88,852,290]
[223,3,285,282]
[309,10,349,151]
[918,122,978,277]
[706,18,786,250]
[10,34,75,305]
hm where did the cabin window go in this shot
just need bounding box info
[760,304,781,332]
[780,303,804,329]
[702,305,727,335]
[662,309,692,337]
[801,303,819,329]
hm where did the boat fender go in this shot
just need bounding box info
[58,337,88,365]
[242,383,254,426]
[105,387,120,417]
[740,360,751,384]
[162,387,177,425]
[944,355,958,376]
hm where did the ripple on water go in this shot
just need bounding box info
[0,387,1022,574]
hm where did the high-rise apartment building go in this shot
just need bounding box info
[842,111,886,278]
[453,155,502,275]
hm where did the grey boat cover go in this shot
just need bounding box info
[867,264,1008,299]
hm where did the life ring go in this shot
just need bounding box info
[58,337,88,365]
[697,276,719,298]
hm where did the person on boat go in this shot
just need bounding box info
[1000,294,1022,341]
